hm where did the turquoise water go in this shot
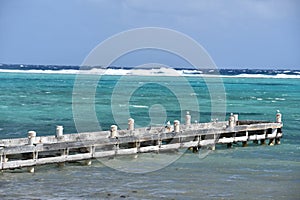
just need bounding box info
[0,72,299,199]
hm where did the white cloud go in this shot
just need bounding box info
[122,0,298,20]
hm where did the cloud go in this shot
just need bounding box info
[0,0,299,67]
[122,0,298,20]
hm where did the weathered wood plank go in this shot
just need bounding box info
[180,141,199,148]
[4,144,43,155]
[218,137,234,144]
[200,139,216,146]
[116,148,138,155]
[139,146,159,153]
[234,136,248,142]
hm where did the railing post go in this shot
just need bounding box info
[229,113,235,128]
[110,125,118,138]
[0,148,3,171]
[174,120,180,133]
[56,125,64,138]
[276,111,282,123]
[233,114,239,125]
[128,118,134,131]
[28,131,36,146]
[185,111,191,126]
[166,121,171,132]
[27,131,36,172]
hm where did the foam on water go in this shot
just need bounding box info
[1,65,300,78]
[130,105,149,108]
[231,73,300,79]
[0,69,80,74]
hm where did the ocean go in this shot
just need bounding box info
[0,66,299,199]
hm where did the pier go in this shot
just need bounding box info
[0,112,283,172]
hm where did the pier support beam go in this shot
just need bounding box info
[242,141,248,147]
[27,131,37,173]
[57,149,67,167]
[27,166,35,173]
[84,159,92,166]
[209,145,216,151]
[275,138,281,145]
[268,138,275,146]
[135,141,141,150]
[260,139,266,145]
[0,150,3,170]
[227,143,233,148]
[57,163,65,167]
[192,146,198,153]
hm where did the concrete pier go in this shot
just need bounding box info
[0,112,283,172]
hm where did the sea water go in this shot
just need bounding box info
[0,71,299,199]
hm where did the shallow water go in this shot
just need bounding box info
[0,72,299,199]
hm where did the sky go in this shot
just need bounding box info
[0,0,299,69]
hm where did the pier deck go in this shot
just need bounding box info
[0,113,283,172]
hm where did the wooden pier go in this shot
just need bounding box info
[0,112,283,172]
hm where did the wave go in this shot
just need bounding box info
[230,73,300,79]
[130,105,149,108]
[0,69,80,74]
[0,64,299,78]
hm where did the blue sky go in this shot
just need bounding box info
[0,0,299,69]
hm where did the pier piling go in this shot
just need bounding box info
[268,138,275,146]
[242,141,248,147]
[260,139,266,145]
[27,166,35,173]
[227,143,233,148]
